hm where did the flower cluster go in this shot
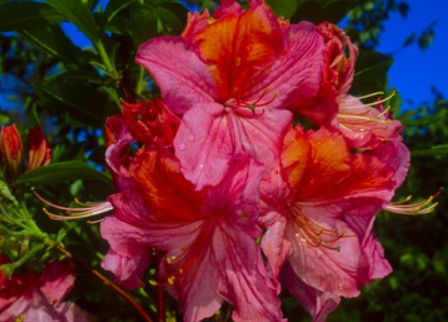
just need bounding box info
[96,1,430,321]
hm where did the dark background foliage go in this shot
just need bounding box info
[0,0,446,321]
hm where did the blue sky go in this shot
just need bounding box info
[375,0,448,109]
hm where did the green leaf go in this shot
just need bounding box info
[387,88,402,118]
[21,25,81,63]
[0,2,63,32]
[293,0,362,23]
[34,77,118,127]
[411,144,448,157]
[105,0,137,24]
[15,161,111,185]
[129,4,158,48]
[154,5,184,35]
[43,70,105,85]
[46,0,100,45]
[351,50,393,95]
[266,0,304,19]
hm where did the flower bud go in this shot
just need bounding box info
[1,124,23,178]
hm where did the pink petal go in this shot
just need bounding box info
[39,261,76,305]
[252,21,325,111]
[282,263,340,322]
[215,227,283,322]
[100,216,152,263]
[286,211,369,297]
[163,249,222,322]
[343,209,392,279]
[52,302,91,322]
[174,103,292,189]
[136,37,217,114]
[101,249,151,289]
[370,139,410,188]
[260,217,290,278]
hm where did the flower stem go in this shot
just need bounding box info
[56,245,153,322]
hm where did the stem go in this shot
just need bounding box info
[56,245,153,322]
[135,66,146,97]
[96,40,119,80]
[0,244,45,274]
[155,251,166,322]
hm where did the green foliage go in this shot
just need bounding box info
[15,161,111,186]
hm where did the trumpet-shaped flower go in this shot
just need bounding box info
[0,256,90,322]
[136,0,325,188]
[100,147,283,322]
[260,127,410,320]
[294,22,357,126]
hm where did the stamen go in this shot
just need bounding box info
[288,205,356,251]
[337,113,392,124]
[32,188,113,221]
[342,90,396,110]
[358,91,385,100]
[149,227,212,287]
[385,191,441,215]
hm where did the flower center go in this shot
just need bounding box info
[149,224,213,287]
[225,88,278,115]
[287,204,356,252]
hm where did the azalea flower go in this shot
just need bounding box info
[0,255,90,322]
[100,146,283,322]
[136,0,326,189]
[260,126,410,321]
[294,22,403,149]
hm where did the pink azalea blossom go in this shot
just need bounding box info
[294,22,403,149]
[0,256,90,322]
[136,0,326,189]
[100,146,283,322]
[260,126,410,320]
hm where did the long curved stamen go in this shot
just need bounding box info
[288,205,356,251]
[32,188,113,221]
[337,113,392,124]
[357,91,385,100]
[341,90,396,111]
[385,191,441,215]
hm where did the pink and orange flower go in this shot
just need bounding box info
[34,0,436,321]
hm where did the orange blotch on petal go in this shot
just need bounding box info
[195,6,282,100]
[130,148,205,223]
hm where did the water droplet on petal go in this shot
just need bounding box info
[178,143,186,151]
[188,135,194,142]
[199,163,204,169]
